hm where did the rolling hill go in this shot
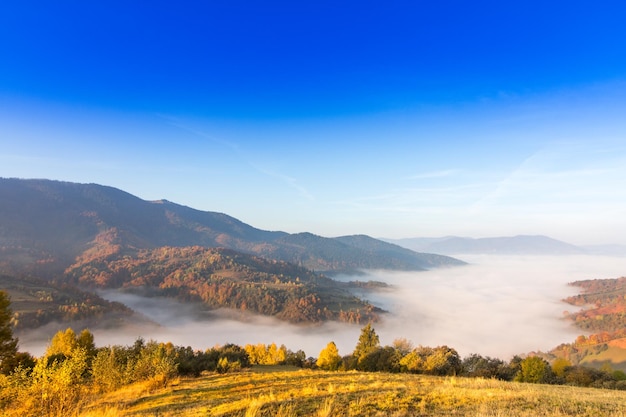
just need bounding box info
[0,178,463,327]
[66,369,626,417]
[0,178,463,276]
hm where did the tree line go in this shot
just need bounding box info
[1,290,626,417]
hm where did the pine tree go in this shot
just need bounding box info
[0,290,19,374]
[353,323,380,359]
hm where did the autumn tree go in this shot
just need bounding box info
[462,353,509,379]
[357,346,400,372]
[317,341,341,371]
[399,345,461,376]
[77,328,97,359]
[45,328,79,357]
[423,345,461,376]
[392,338,414,356]
[0,291,18,374]
[515,356,553,383]
[551,357,572,379]
[31,334,91,416]
[46,328,96,359]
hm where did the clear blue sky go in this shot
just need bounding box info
[2,1,626,244]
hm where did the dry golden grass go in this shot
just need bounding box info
[78,368,626,417]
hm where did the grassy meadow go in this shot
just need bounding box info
[76,367,626,417]
[580,343,626,372]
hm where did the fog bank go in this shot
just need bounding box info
[18,255,626,360]
[337,254,626,358]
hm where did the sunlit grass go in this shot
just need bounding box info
[78,368,626,417]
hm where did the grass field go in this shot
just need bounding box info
[579,341,626,372]
[77,367,626,417]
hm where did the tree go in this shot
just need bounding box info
[424,346,461,376]
[353,323,380,360]
[0,291,18,374]
[399,346,432,373]
[392,338,413,356]
[399,345,461,375]
[357,346,400,372]
[46,328,79,358]
[551,357,571,379]
[317,342,341,371]
[515,356,553,383]
[462,353,508,379]
[92,346,128,391]
[77,329,97,359]
[285,349,306,367]
[31,346,90,416]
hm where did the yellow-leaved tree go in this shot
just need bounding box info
[316,341,341,371]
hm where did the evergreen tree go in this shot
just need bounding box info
[0,290,18,374]
[353,323,380,360]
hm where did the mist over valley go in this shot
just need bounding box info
[17,254,626,362]
[3,178,626,365]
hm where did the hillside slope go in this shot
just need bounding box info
[0,178,463,275]
[81,369,626,417]
[64,246,382,324]
[548,276,626,371]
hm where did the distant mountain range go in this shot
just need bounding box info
[382,235,626,256]
[0,178,462,276]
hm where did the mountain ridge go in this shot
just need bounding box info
[382,235,591,255]
[0,178,463,275]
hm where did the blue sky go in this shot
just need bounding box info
[1,1,626,244]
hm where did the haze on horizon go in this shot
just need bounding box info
[1,2,626,245]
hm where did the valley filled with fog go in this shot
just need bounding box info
[19,254,626,360]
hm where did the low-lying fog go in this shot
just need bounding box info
[19,255,626,360]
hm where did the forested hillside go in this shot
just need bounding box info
[0,274,134,330]
[65,245,382,324]
[548,277,626,371]
[0,178,464,328]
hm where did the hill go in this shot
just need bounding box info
[0,178,463,275]
[64,245,382,324]
[0,178,464,327]
[0,274,136,331]
[548,276,626,371]
[79,368,626,417]
[384,235,586,255]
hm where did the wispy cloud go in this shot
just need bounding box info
[158,115,241,152]
[471,142,626,213]
[405,169,459,180]
[163,116,315,201]
[331,181,496,213]
[253,166,315,201]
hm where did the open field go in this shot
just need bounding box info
[580,341,626,372]
[78,367,626,417]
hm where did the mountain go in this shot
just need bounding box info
[0,178,462,275]
[0,178,465,327]
[382,235,586,255]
